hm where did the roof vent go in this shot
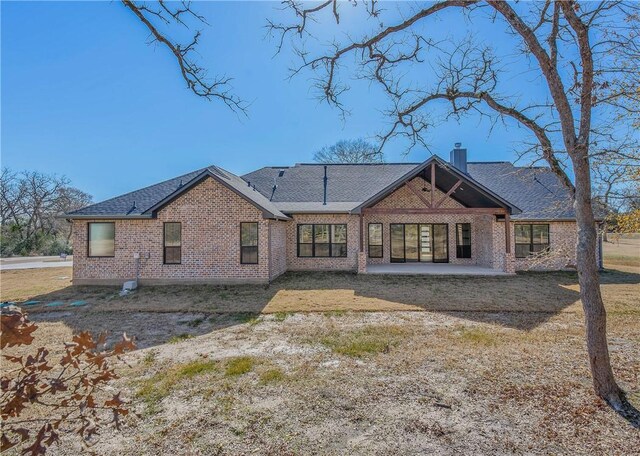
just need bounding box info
[323,165,328,206]
[178,179,183,188]
[247,180,251,187]
[450,142,468,173]
[126,200,137,215]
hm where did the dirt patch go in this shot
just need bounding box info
[2,261,639,454]
[21,310,638,455]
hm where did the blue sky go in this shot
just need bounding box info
[3,1,533,202]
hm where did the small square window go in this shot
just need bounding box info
[515,224,550,258]
[88,222,115,257]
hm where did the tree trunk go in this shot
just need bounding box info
[571,152,624,407]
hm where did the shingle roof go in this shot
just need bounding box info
[66,166,289,220]
[243,164,418,205]
[68,160,576,221]
[245,161,576,220]
[466,162,576,220]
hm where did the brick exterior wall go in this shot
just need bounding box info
[268,220,288,280]
[285,214,359,271]
[72,177,271,285]
[513,221,581,271]
[362,177,491,266]
[372,176,464,210]
[72,175,583,284]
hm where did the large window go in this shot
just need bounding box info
[297,224,347,257]
[240,222,259,264]
[163,222,182,264]
[456,223,471,259]
[368,223,383,258]
[88,222,115,257]
[515,224,550,258]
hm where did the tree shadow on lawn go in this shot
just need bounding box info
[19,267,639,349]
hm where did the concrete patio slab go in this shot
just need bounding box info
[365,263,508,276]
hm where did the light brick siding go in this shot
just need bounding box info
[268,220,288,280]
[364,177,491,266]
[72,175,583,283]
[512,221,580,271]
[72,177,270,284]
[285,214,360,271]
[362,213,490,265]
[372,176,464,210]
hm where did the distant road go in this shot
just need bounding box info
[0,256,73,271]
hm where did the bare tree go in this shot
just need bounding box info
[592,151,639,241]
[0,169,91,256]
[270,0,640,421]
[314,139,384,163]
[121,0,247,115]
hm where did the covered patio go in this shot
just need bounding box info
[365,263,509,276]
[353,156,520,275]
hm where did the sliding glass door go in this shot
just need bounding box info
[390,223,448,263]
[432,224,449,263]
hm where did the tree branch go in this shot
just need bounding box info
[122,0,246,115]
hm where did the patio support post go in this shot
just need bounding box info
[359,214,364,252]
[503,213,515,274]
[358,213,367,274]
[505,213,511,254]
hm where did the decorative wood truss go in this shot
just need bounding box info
[395,162,470,212]
[359,162,513,254]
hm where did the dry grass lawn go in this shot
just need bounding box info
[1,243,639,454]
[603,233,640,268]
[0,267,72,302]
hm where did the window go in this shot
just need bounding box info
[88,222,115,257]
[240,222,258,264]
[297,224,347,257]
[456,223,471,258]
[515,224,550,258]
[163,222,182,264]
[368,223,383,258]
[331,224,347,257]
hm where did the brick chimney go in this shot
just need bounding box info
[450,142,467,173]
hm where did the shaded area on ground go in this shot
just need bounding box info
[4,267,638,352]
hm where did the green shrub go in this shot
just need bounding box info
[168,333,194,344]
[274,312,293,322]
[234,313,261,326]
[456,328,497,346]
[259,368,285,384]
[224,356,255,377]
[136,360,218,414]
[320,325,406,358]
[142,351,156,365]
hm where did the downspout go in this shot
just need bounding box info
[268,222,272,282]
[597,225,604,271]
[323,165,328,206]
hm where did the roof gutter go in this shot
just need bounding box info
[58,214,155,220]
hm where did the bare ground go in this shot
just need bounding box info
[43,308,639,455]
[1,248,639,455]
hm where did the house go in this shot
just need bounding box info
[65,144,600,285]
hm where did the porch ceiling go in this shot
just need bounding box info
[354,156,521,214]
